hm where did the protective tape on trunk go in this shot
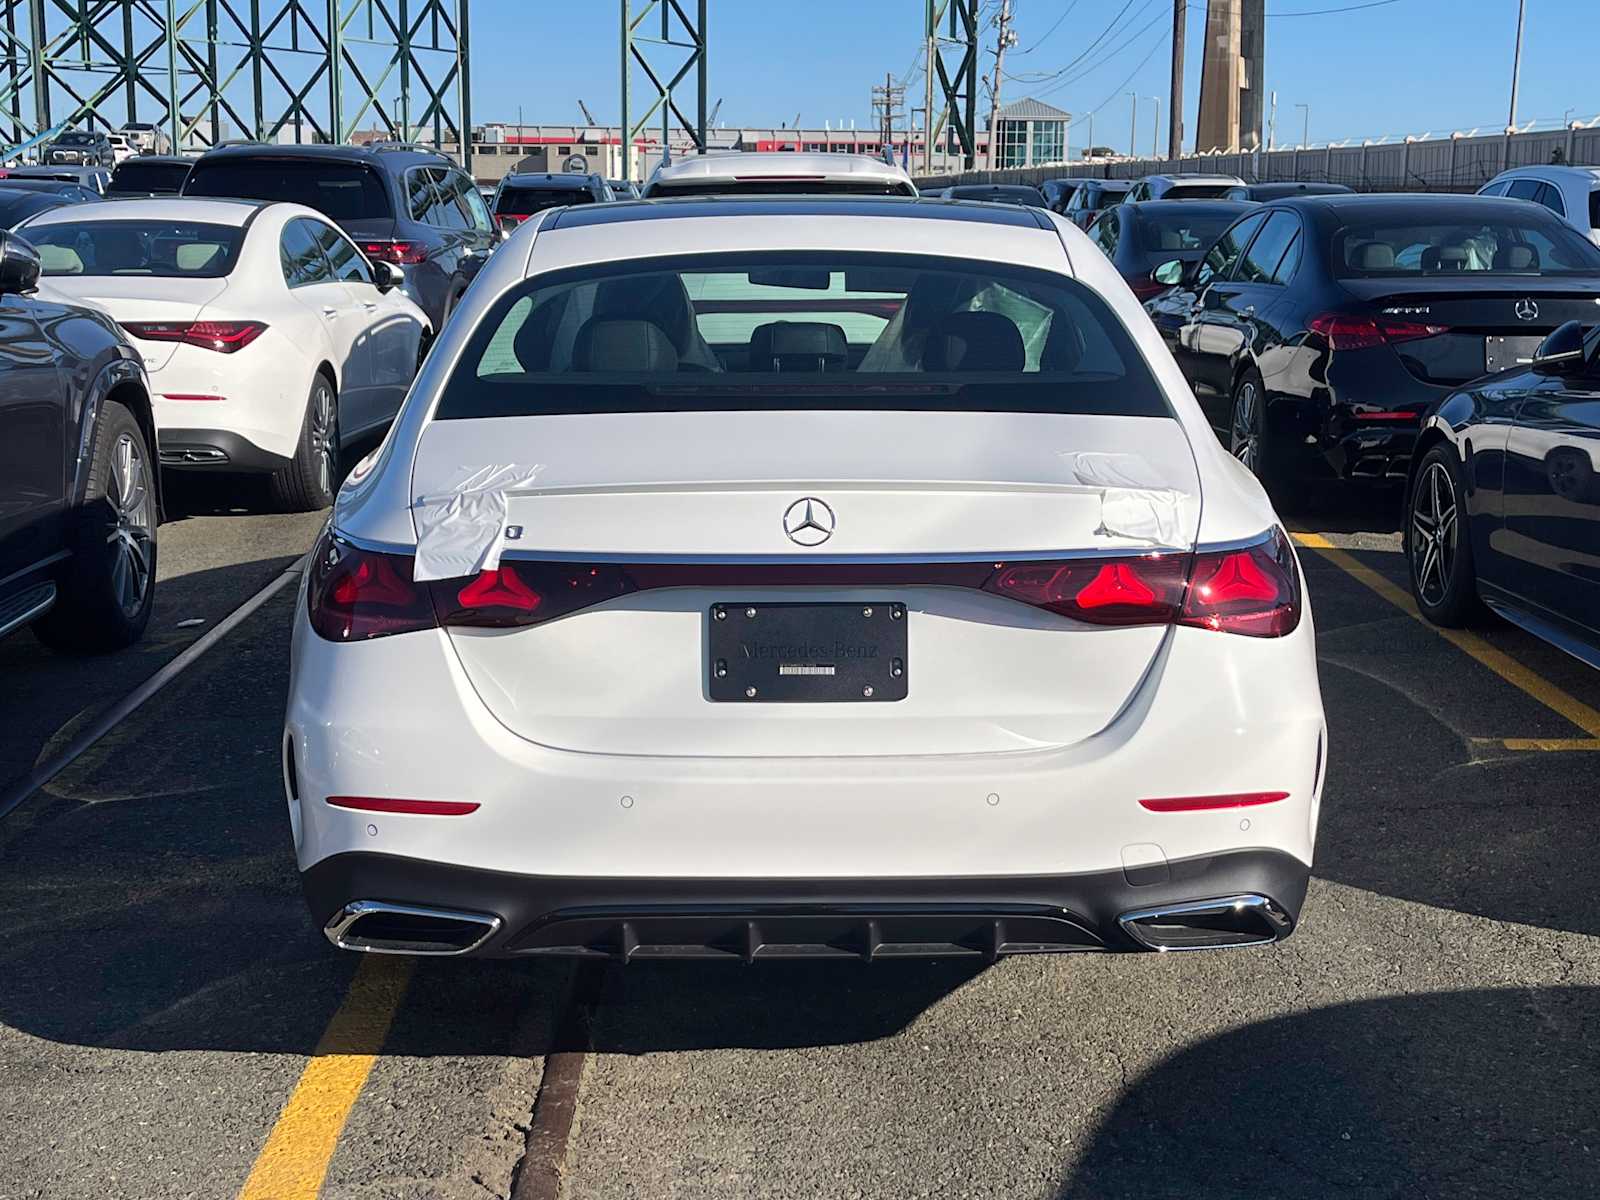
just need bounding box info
[1060,451,1188,547]
[412,464,543,582]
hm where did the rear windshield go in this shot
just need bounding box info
[184,159,391,221]
[649,180,917,198]
[1163,183,1237,199]
[947,186,1045,206]
[107,160,191,194]
[1130,209,1245,265]
[496,185,595,215]
[436,252,1168,420]
[1334,215,1600,277]
[1088,187,1129,211]
[30,220,245,278]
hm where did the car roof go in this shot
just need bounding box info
[549,194,1049,231]
[115,155,195,167]
[503,172,603,189]
[648,151,914,186]
[20,195,266,226]
[1268,191,1572,223]
[1119,199,1256,217]
[1489,164,1600,184]
[191,142,448,168]
[1088,179,1132,190]
[1151,173,1246,185]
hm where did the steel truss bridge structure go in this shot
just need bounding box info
[925,0,977,172]
[0,0,471,167]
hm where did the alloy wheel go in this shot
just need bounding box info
[310,382,336,499]
[1410,460,1458,608]
[106,431,154,618]
[1231,380,1261,473]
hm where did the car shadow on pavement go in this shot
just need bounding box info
[1057,986,1600,1199]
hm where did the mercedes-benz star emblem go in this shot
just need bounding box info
[1515,298,1539,322]
[782,497,835,547]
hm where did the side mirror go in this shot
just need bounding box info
[1152,259,1186,287]
[374,260,405,292]
[1532,320,1589,374]
[0,233,40,297]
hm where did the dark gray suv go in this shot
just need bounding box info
[183,143,496,328]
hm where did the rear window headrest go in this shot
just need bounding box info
[923,310,1025,372]
[1348,241,1395,271]
[572,317,679,372]
[1422,245,1469,271]
[1493,243,1539,271]
[748,321,847,371]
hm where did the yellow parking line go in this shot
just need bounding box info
[1290,532,1600,738]
[1473,737,1600,752]
[237,956,414,1200]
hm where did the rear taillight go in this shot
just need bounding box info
[1127,274,1168,301]
[307,531,436,642]
[360,239,428,265]
[1308,312,1450,351]
[496,213,528,234]
[121,320,267,353]
[1179,529,1300,638]
[983,557,1189,626]
[434,561,634,628]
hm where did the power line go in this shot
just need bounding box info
[1084,28,1172,119]
[1011,0,1082,55]
[1031,1,1171,99]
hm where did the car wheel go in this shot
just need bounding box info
[1406,443,1481,626]
[1229,369,1273,481]
[269,373,339,512]
[33,400,157,653]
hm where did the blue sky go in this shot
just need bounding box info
[473,1,1595,152]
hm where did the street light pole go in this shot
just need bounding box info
[1149,95,1161,158]
[1507,0,1527,131]
[1126,92,1138,159]
[1295,103,1310,149]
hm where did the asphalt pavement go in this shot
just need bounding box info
[3,487,1598,1200]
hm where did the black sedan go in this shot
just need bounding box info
[0,189,78,229]
[1143,193,1600,491]
[1407,320,1600,668]
[1085,199,1254,300]
[0,231,159,651]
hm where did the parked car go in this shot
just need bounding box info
[0,230,159,652]
[118,122,173,155]
[1478,166,1600,248]
[3,165,112,194]
[107,134,136,165]
[1224,181,1354,203]
[489,173,613,233]
[290,196,1323,961]
[182,143,495,330]
[1040,178,1080,214]
[1143,193,1600,491]
[0,189,78,229]
[938,182,1047,207]
[1125,174,1245,203]
[606,178,641,200]
[642,151,918,198]
[1086,199,1255,300]
[46,129,116,168]
[1061,178,1132,229]
[0,177,100,203]
[106,155,193,197]
[21,197,430,511]
[1406,320,1600,668]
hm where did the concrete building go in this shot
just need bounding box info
[1195,0,1265,153]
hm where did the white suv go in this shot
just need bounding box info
[1479,166,1600,247]
[642,151,918,198]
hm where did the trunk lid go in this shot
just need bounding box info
[413,410,1203,758]
[44,276,229,372]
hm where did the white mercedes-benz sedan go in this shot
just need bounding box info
[21,197,430,510]
[286,196,1326,961]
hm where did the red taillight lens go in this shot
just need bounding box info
[327,796,480,816]
[1180,529,1301,637]
[1128,274,1168,301]
[360,239,427,265]
[496,214,528,234]
[307,529,437,642]
[456,566,542,614]
[983,556,1188,626]
[1308,312,1450,351]
[432,561,634,629]
[1139,791,1289,813]
[122,320,267,353]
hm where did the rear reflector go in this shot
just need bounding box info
[1139,791,1290,812]
[327,796,480,816]
[159,393,225,402]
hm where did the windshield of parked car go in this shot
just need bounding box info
[945,185,1046,206]
[184,159,392,221]
[108,160,192,195]
[29,220,246,278]
[436,252,1168,420]
[1334,214,1600,276]
[1130,207,1251,266]
[54,132,98,146]
[496,184,595,216]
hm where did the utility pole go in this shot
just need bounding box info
[984,0,1015,169]
[871,73,906,158]
[1168,0,1185,159]
[1127,92,1138,159]
[1507,0,1527,131]
[1150,95,1161,158]
[1268,89,1276,151]
[1296,102,1309,149]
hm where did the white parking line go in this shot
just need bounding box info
[0,556,305,821]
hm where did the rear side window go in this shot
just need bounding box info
[1591,189,1600,231]
[1234,212,1300,284]
[1091,211,1120,255]
[1195,211,1268,287]
[1534,182,1566,216]
[185,159,392,221]
[312,223,374,284]
[435,252,1169,421]
[281,218,332,287]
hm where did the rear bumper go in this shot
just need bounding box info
[303,847,1311,959]
[158,427,290,473]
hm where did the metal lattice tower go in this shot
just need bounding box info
[0,1,471,167]
[620,0,707,182]
[925,0,977,171]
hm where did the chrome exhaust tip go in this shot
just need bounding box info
[1117,893,1292,952]
[324,900,502,956]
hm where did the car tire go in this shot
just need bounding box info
[1228,369,1276,483]
[1406,443,1481,627]
[269,373,339,512]
[33,399,157,653]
